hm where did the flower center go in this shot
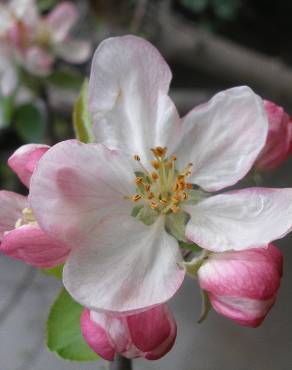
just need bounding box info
[129,147,193,215]
[15,207,37,228]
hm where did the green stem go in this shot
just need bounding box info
[110,355,132,370]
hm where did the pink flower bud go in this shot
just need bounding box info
[198,244,283,327]
[81,305,177,361]
[255,100,292,172]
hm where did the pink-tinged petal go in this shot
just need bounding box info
[63,216,184,313]
[46,2,78,43]
[25,47,53,76]
[144,314,176,360]
[185,187,292,252]
[1,225,69,268]
[0,191,27,238]
[127,305,176,355]
[89,35,180,164]
[198,245,282,300]
[255,100,292,172]
[175,86,268,191]
[8,144,50,187]
[81,309,115,361]
[209,294,276,328]
[83,305,176,361]
[29,140,136,248]
[54,39,92,63]
[198,244,282,327]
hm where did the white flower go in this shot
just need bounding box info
[30,36,292,314]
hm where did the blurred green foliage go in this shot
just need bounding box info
[181,0,240,20]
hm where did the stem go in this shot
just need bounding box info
[110,355,132,370]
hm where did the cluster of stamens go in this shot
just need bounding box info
[15,207,37,228]
[129,147,193,214]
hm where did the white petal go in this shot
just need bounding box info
[185,187,292,252]
[88,35,180,163]
[29,140,136,248]
[175,86,268,191]
[63,216,184,313]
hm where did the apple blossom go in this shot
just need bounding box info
[254,100,292,172]
[81,304,176,361]
[0,0,91,76]
[197,244,283,327]
[29,36,292,314]
[0,144,69,267]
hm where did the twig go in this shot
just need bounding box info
[157,5,292,107]
[110,355,132,370]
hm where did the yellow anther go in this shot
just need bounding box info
[151,146,167,159]
[173,183,180,192]
[135,177,143,185]
[132,194,142,202]
[159,198,168,206]
[172,194,181,202]
[181,192,188,200]
[186,183,193,189]
[133,154,140,161]
[171,205,181,213]
[151,160,160,170]
[151,172,159,181]
[147,192,154,200]
[150,201,158,209]
[171,155,177,161]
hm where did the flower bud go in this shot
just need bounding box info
[198,244,283,327]
[81,304,176,361]
[255,100,292,172]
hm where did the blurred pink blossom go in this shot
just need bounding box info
[0,0,91,77]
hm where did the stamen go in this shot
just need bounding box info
[151,160,160,170]
[150,201,158,209]
[151,172,159,181]
[144,183,151,192]
[135,177,143,185]
[159,198,168,206]
[171,205,181,213]
[133,154,140,161]
[151,146,167,159]
[132,194,142,202]
[186,183,193,189]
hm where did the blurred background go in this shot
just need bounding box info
[1,0,292,369]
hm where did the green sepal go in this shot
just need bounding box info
[165,211,189,242]
[184,189,209,205]
[47,288,99,361]
[42,264,64,280]
[136,205,159,226]
[73,79,95,143]
[178,240,202,252]
[198,290,211,324]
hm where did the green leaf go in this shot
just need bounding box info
[165,211,190,242]
[178,241,202,252]
[47,288,99,361]
[42,264,64,280]
[47,70,83,90]
[73,79,95,143]
[14,104,45,143]
[0,95,14,128]
[212,0,240,19]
